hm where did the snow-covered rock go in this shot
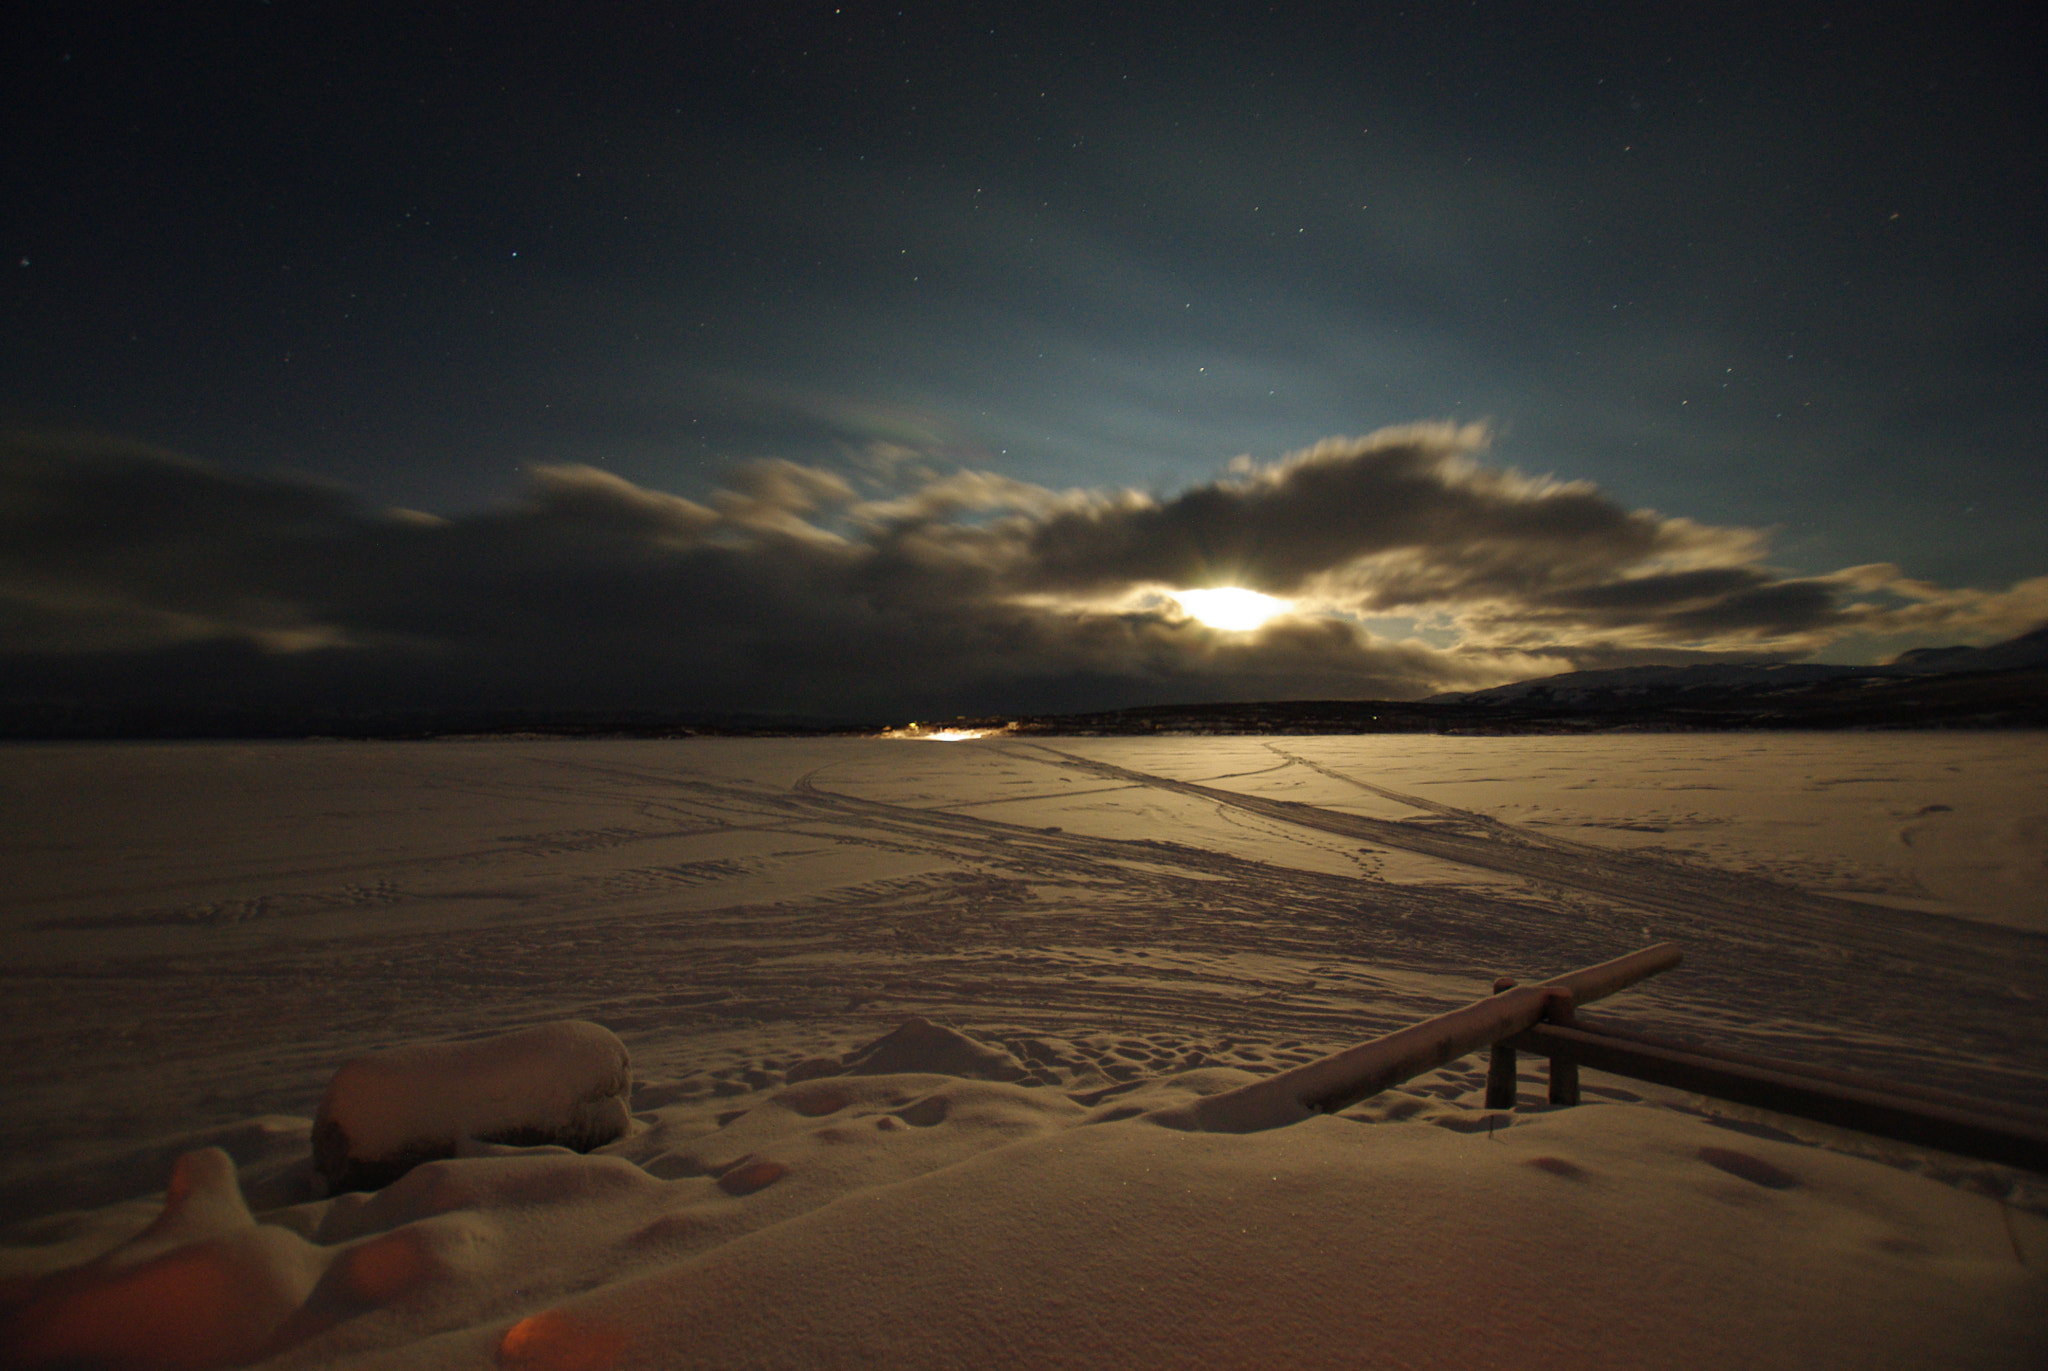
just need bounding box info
[312,1020,631,1193]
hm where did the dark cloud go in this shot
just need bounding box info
[3,426,2043,727]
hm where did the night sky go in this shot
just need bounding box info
[5,2,2044,724]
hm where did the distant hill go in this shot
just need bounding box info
[1425,623,2048,709]
[1891,623,2048,675]
[1003,623,2048,735]
[1424,660,1873,708]
[1886,644,1977,670]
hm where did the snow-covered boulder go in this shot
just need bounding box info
[313,1020,631,1193]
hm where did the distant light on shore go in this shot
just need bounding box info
[879,724,1009,741]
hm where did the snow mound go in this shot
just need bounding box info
[831,1014,1029,1081]
[312,1020,631,1193]
[5,1038,2042,1370]
[6,1018,2046,1369]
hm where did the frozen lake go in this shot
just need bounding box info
[3,733,2046,1219]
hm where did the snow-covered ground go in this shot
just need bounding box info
[2,734,2044,1367]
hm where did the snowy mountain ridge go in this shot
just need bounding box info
[1428,624,2048,707]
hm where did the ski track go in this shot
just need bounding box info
[2,739,2044,1225]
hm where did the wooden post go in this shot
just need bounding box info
[1546,990,1580,1106]
[1485,977,1519,1109]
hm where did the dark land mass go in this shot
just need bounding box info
[1000,664,2048,736]
[4,627,2042,741]
[0,703,880,742]
[3,662,2041,742]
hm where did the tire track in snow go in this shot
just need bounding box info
[1008,742,2048,1105]
[1018,742,2029,961]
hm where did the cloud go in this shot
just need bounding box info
[2,425,2040,725]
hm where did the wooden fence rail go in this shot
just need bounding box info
[1151,942,1680,1132]
[1148,939,2048,1173]
[1497,1011,2048,1173]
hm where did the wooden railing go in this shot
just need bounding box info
[1495,1005,2048,1173]
[1151,941,2048,1172]
[1152,942,1680,1132]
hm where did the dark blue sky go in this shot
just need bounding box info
[4,2,2044,721]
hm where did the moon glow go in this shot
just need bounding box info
[1174,587,1287,631]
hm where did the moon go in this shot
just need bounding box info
[1174,587,1287,631]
